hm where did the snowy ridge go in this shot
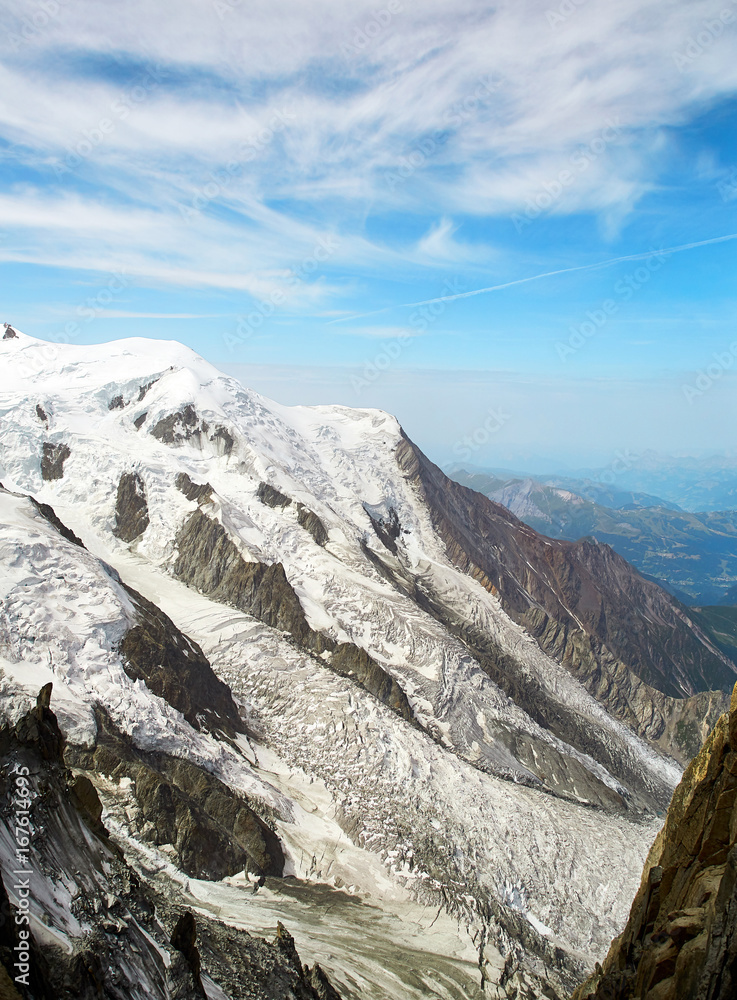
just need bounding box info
[0,330,684,997]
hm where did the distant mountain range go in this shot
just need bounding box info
[447,468,737,606]
[463,451,737,513]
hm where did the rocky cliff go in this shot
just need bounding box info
[574,683,737,999]
[0,687,344,1000]
[397,434,734,762]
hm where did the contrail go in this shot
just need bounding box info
[329,232,737,323]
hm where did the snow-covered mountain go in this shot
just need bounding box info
[0,328,734,999]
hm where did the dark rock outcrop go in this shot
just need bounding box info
[258,482,292,508]
[396,434,736,761]
[0,688,342,1000]
[297,504,329,546]
[69,709,284,881]
[40,442,70,481]
[11,683,65,761]
[134,411,147,429]
[169,913,206,998]
[173,510,417,725]
[2,325,16,339]
[151,407,233,457]
[137,379,158,401]
[194,916,346,1000]
[174,510,316,646]
[329,642,416,726]
[69,774,107,838]
[108,394,125,410]
[151,404,203,445]
[210,425,234,455]
[176,472,214,505]
[365,504,401,554]
[118,583,243,737]
[575,683,737,1000]
[113,471,149,542]
[29,496,85,548]
[35,403,48,424]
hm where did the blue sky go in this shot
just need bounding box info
[1,0,737,468]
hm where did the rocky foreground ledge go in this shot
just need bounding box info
[575,683,737,1000]
[0,686,343,1000]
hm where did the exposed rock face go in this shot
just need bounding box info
[170,912,206,998]
[365,504,402,554]
[0,689,343,1000]
[29,495,85,547]
[396,434,736,762]
[173,510,417,725]
[113,471,149,542]
[210,425,234,455]
[2,325,17,339]
[174,509,315,645]
[258,481,292,508]
[575,683,737,1000]
[0,686,168,1000]
[152,403,202,445]
[195,918,346,1000]
[40,441,70,481]
[176,472,214,504]
[329,642,416,726]
[138,378,158,401]
[109,394,125,410]
[35,403,48,424]
[297,503,328,546]
[134,411,147,429]
[151,406,233,456]
[12,682,65,761]
[69,711,284,881]
[118,583,244,736]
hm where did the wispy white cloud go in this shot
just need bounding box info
[0,0,736,297]
[331,232,737,321]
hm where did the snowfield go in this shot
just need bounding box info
[0,330,679,998]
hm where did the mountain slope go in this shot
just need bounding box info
[449,470,737,605]
[1,329,732,998]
